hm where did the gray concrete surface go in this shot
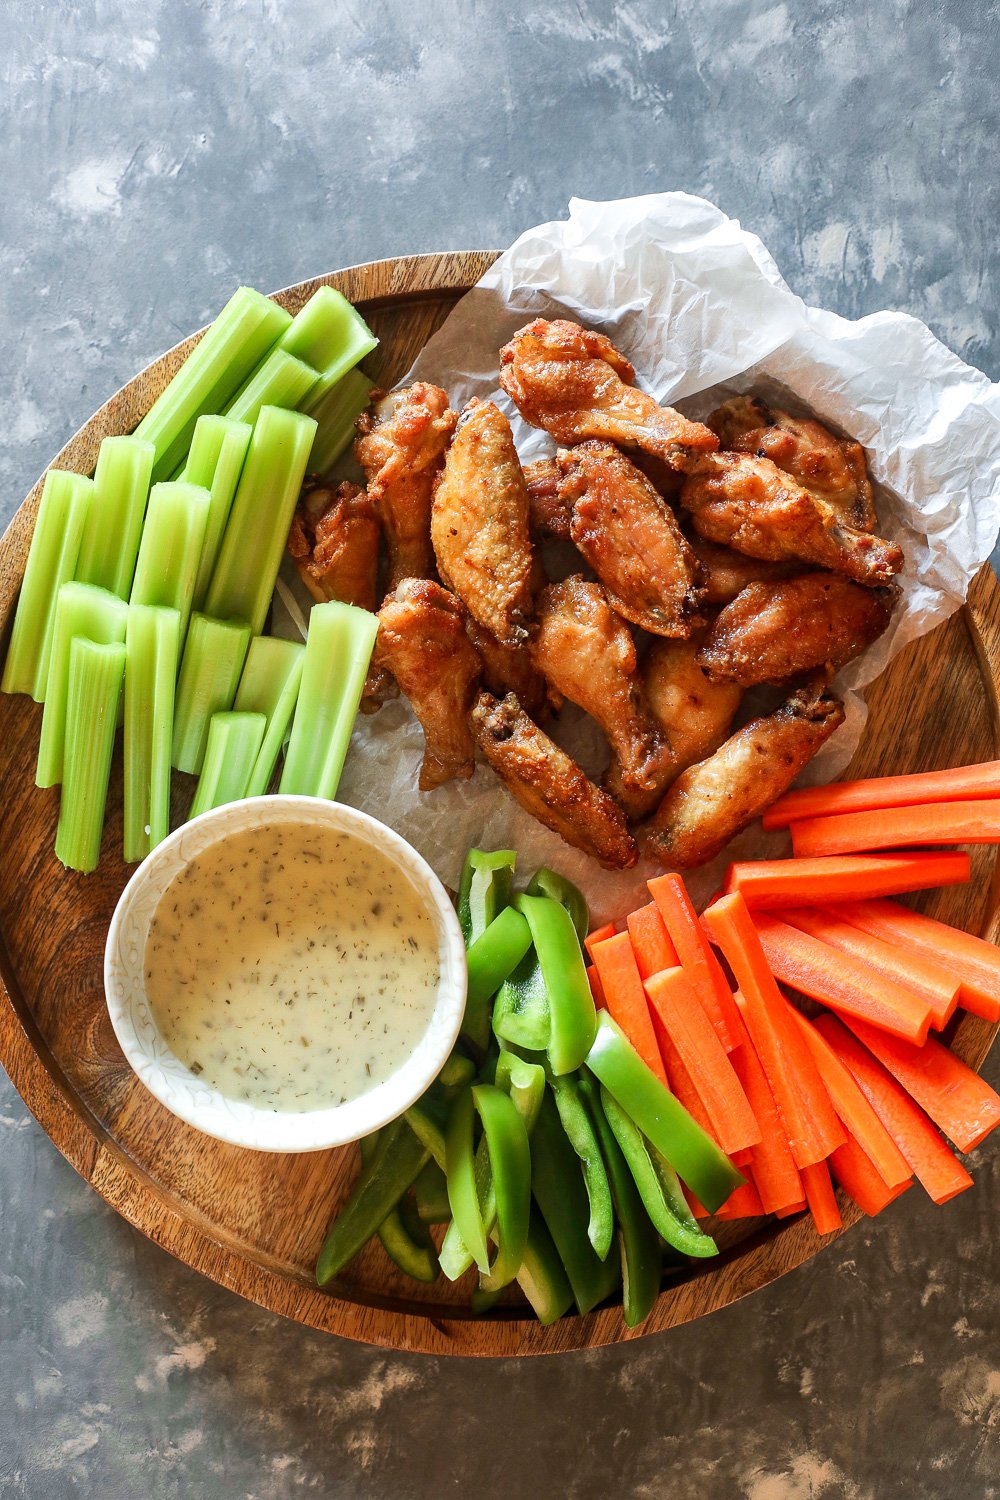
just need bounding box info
[1,2,998,1496]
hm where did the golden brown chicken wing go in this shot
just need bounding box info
[355,383,456,589]
[696,573,898,686]
[523,456,571,540]
[373,579,481,790]
[286,479,380,609]
[680,453,902,586]
[640,680,845,868]
[466,618,546,719]
[557,441,704,636]
[686,533,801,605]
[708,395,877,531]
[431,399,535,647]
[471,692,637,869]
[498,319,719,469]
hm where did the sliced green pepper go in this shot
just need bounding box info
[358,1135,440,1284]
[464,906,533,1052]
[446,1089,490,1274]
[515,893,597,1076]
[458,848,516,944]
[517,1207,574,1326]
[586,1011,744,1213]
[412,1158,451,1224]
[492,945,550,1051]
[530,1090,622,1315]
[600,1086,718,1260]
[316,1120,428,1285]
[550,1074,614,1260]
[472,1084,531,1291]
[439,1051,477,1092]
[526,866,589,944]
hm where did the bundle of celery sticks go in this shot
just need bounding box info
[1,284,381,872]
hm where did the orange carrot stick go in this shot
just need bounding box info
[791,799,1000,858]
[626,901,679,980]
[751,914,933,1044]
[775,1201,807,1219]
[831,898,1000,1024]
[812,1014,974,1205]
[775,906,959,1030]
[763,760,1000,830]
[588,931,666,1082]
[801,1160,842,1235]
[715,1175,764,1219]
[648,873,741,1051]
[840,1017,1000,1154]
[727,1006,804,1215]
[723,852,970,909]
[654,1015,717,1139]
[828,1135,913,1216]
[645,967,761,1156]
[587,964,606,1009]
[584,922,616,962]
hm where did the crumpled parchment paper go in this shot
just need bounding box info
[280,192,1000,922]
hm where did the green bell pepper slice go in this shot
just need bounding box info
[446,1089,490,1274]
[517,1207,575,1326]
[550,1074,614,1260]
[530,1090,622,1315]
[492,945,550,1051]
[526,866,589,944]
[358,1135,440,1284]
[586,1011,744,1214]
[412,1159,451,1224]
[472,1084,531,1291]
[515,893,597,1076]
[463,906,533,1052]
[457,848,516,944]
[316,1119,429,1285]
[599,1086,718,1260]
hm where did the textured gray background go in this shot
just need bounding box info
[2,2,999,1497]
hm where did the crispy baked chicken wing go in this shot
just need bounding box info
[523,456,571,541]
[431,399,535,647]
[708,395,877,531]
[287,479,380,609]
[696,573,898,686]
[373,579,481,790]
[355,383,456,589]
[498,319,719,469]
[466,618,546,719]
[680,453,902,586]
[686,533,800,605]
[640,680,845,868]
[471,692,637,869]
[557,441,703,636]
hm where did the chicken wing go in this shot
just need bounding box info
[286,479,380,609]
[558,441,703,636]
[431,399,535,647]
[523,456,571,541]
[680,452,902,586]
[697,573,898,686]
[686,533,801,605]
[373,579,481,790]
[708,395,877,531]
[471,692,637,869]
[640,680,845,868]
[466,618,546,719]
[498,319,719,469]
[355,383,456,588]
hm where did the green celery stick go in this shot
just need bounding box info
[129,482,210,646]
[55,637,126,873]
[279,600,378,799]
[189,711,266,819]
[172,612,252,775]
[136,287,291,480]
[37,583,128,787]
[123,605,180,862]
[233,636,306,796]
[204,405,317,636]
[305,369,375,475]
[2,469,93,700]
[222,348,319,428]
[180,416,253,610]
[75,435,155,598]
[279,286,377,377]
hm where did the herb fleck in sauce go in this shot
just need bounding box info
[145,822,441,1112]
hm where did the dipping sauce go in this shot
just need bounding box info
[144,820,442,1112]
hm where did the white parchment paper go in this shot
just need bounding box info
[282,192,1000,922]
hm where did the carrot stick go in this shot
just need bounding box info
[801,1160,842,1235]
[727,1016,804,1215]
[831,898,1000,1024]
[648,873,741,1051]
[763,760,1000,830]
[626,901,678,980]
[715,1175,764,1219]
[655,1015,717,1138]
[645,967,761,1156]
[702,895,845,1168]
[791,799,1000,858]
[588,931,667,1082]
[775,906,959,1030]
[840,1017,1000,1154]
[587,964,606,1009]
[751,914,933,1044]
[775,1201,807,1219]
[828,1135,913,1216]
[584,922,616,962]
[724,852,970,909]
[812,1014,974,1205]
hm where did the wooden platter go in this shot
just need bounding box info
[0,252,998,1357]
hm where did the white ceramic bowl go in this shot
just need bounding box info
[104,795,467,1153]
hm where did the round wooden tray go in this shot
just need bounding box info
[1,253,997,1357]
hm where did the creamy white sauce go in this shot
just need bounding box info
[145,821,441,1112]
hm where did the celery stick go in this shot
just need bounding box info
[181,416,253,610]
[136,287,291,480]
[279,286,377,377]
[172,613,252,775]
[204,406,317,636]
[124,605,180,862]
[55,637,126,873]
[2,469,93,701]
[233,636,306,796]
[129,482,210,646]
[305,369,375,476]
[189,711,266,819]
[37,583,128,787]
[75,435,155,598]
[279,600,378,799]
[222,348,319,428]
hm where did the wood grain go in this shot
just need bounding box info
[0,252,996,1357]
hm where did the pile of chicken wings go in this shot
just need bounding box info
[287,319,903,871]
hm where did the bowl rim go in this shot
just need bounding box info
[103,793,467,1153]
